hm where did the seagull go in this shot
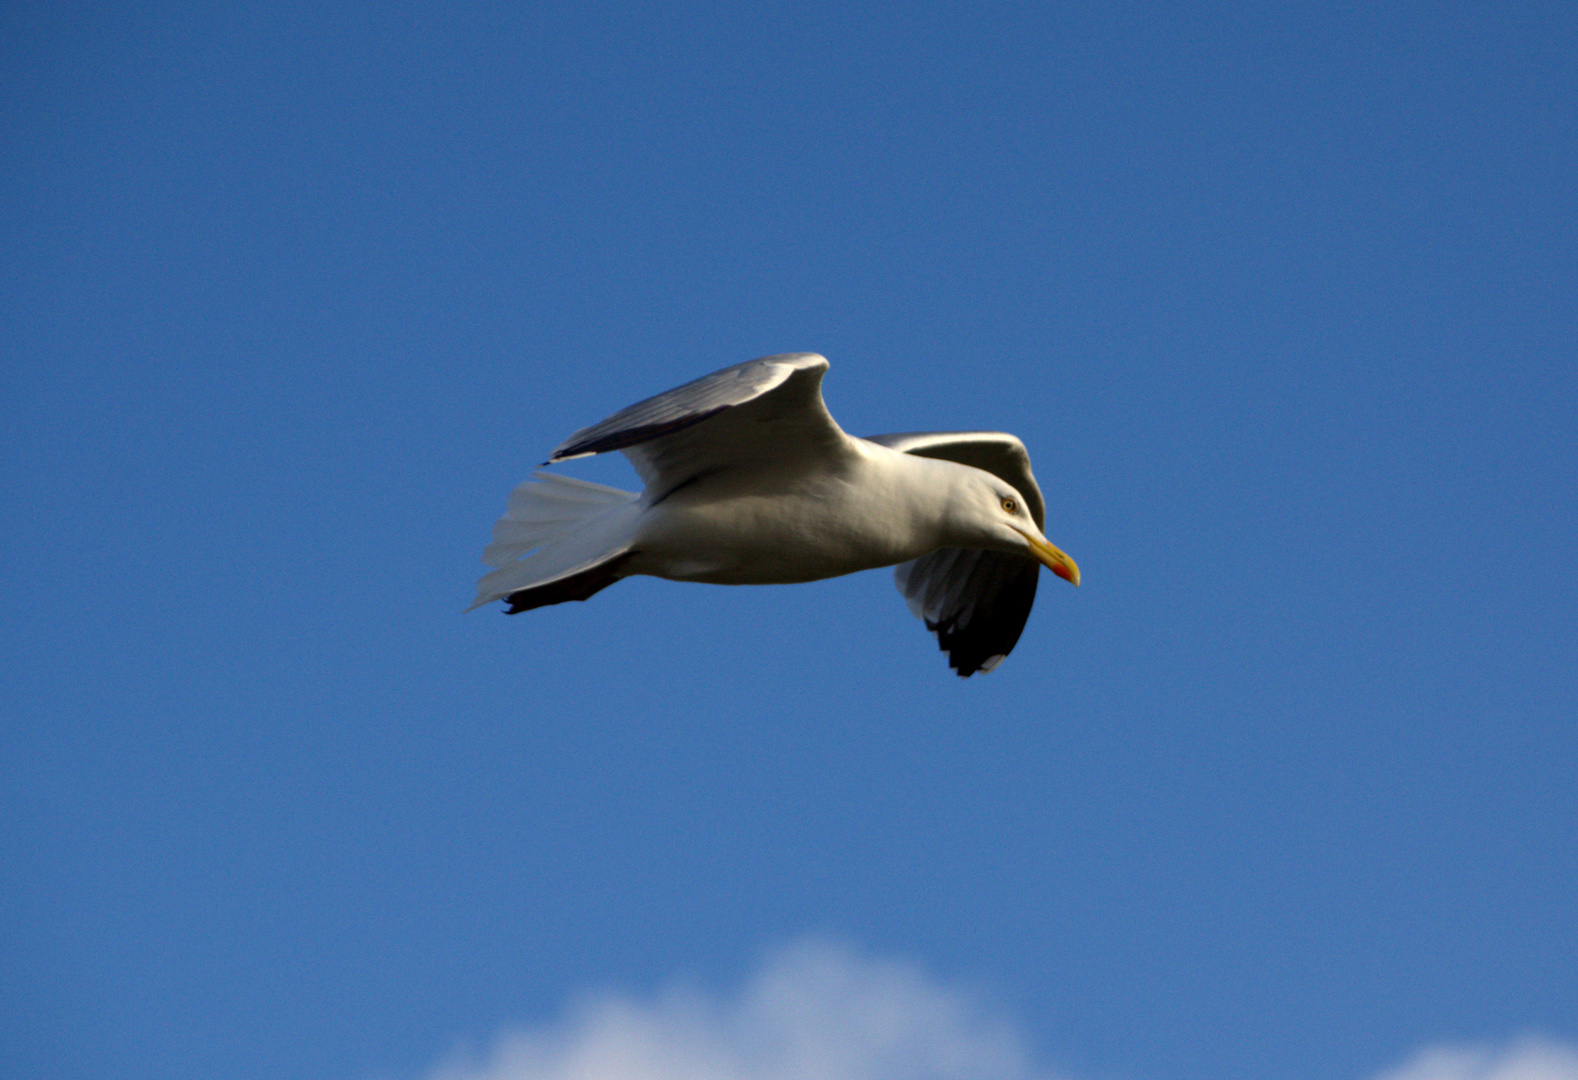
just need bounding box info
[471,353,1079,675]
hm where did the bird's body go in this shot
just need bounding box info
[472,353,1079,675]
[630,443,969,585]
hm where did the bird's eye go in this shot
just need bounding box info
[1001,497,1017,514]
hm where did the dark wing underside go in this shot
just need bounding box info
[894,548,1040,676]
[865,431,1048,677]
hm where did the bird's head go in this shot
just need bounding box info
[951,470,1081,586]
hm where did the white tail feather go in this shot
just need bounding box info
[468,472,639,611]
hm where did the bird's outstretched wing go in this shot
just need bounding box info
[548,353,849,495]
[864,431,1047,677]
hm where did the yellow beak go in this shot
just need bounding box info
[1014,527,1081,587]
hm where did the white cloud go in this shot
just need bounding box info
[423,939,1055,1080]
[1371,1038,1578,1080]
[417,940,1578,1080]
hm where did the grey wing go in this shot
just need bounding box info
[548,353,847,490]
[865,431,1047,677]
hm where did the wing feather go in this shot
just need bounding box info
[546,353,848,490]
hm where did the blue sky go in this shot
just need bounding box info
[3,3,1574,1080]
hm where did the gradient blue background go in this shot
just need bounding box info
[4,3,1574,1080]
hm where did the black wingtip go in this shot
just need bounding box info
[925,618,987,677]
[927,587,1037,676]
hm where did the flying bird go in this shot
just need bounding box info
[471,353,1079,675]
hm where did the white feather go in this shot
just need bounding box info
[467,472,639,610]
